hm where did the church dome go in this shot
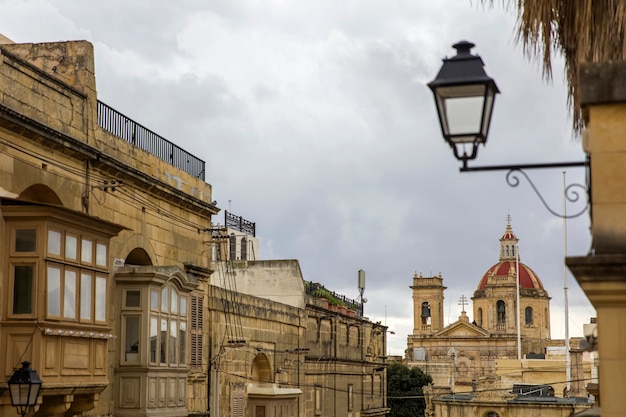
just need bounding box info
[477,260,544,290]
[476,217,545,291]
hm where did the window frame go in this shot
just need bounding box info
[3,206,118,328]
[10,261,38,317]
[525,306,533,326]
[11,225,40,257]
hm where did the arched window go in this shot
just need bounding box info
[525,306,533,326]
[486,412,500,417]
[511,245,515,257]
[241,237,247,260]
[477,308,483,326]
[421,302,431,325]
[506,245,510,256]
[252,353,272,383]
[229,233,237,260]
[496,300,506,326]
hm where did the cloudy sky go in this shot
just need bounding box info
[1,0,595,355]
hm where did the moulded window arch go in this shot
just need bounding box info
[421,302,431,325]
[477,307,483,326]
[241,237,247,261]
[229,233,237,260]
[252,353,272,383]
[125,248,153,266]
[525,306,533,326]
[496,300,506,325]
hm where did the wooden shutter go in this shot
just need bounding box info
[191,293,204,369]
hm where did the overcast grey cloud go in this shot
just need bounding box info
[0,0,594,355]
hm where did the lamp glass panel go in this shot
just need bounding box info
[436,84,487,141]
[9,383,28,405]
[480,88,496,136]
[27,383,41,407]
[445,96,485,137]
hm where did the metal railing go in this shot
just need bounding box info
[97,101,205,180]
[306,282,363,317]
[225,211,256,237]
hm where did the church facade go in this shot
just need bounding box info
[406,220,562,388]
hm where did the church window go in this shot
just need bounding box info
[477,308,483,326]
[241,237,247,260]
[421,302,431,325]
[525,306,533,326]
[486,413,500,417]
[229,233,237,260]
[506,245,509,256]
[511,245,515,257]
[496,300,506,325]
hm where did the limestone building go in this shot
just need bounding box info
[210,258,389,417]
[0,35,388,417]
[0,39,217,417]
[407,219,562,388]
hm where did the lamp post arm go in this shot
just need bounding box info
[460,160,587,172]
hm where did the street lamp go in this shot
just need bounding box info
[428,40,499,169]
[428,40,589,219]
[7,361,42,417]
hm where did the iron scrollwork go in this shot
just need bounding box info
[505,169,588,219]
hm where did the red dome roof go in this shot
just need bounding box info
[477,260,544,290]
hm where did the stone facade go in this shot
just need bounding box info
[211,259,389,417]
[0,39,217,417]
[0,37,388,417]
[410,221,593,416]
[407,220,561,389]
[566,60,626,417]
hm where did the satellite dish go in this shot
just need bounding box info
[362,298,368,303]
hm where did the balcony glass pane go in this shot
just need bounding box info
[47,265,61,316]
[64,269,77,319]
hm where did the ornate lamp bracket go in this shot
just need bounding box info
[505,169,588,219]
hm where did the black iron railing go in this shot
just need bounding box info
[97,101,205,180]
[306,281,363,317]
[225,211,256,237]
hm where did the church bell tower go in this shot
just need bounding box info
[410,272,446,335]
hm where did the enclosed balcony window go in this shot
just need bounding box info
[15,229,37,253]
[124,316,140,362]
[13,264,35,314]
[4,204,120,326]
